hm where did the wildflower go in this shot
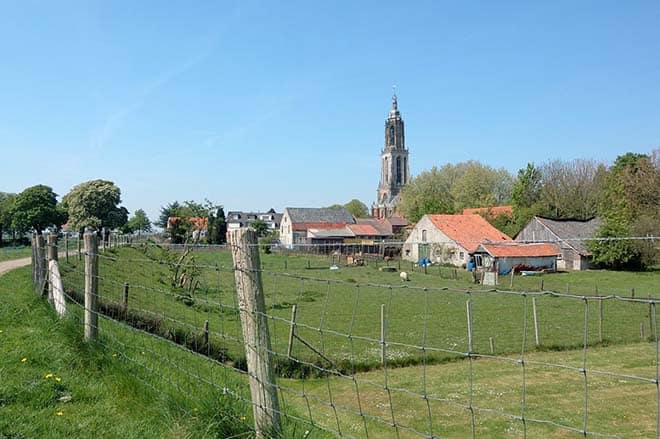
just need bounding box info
[0,329,3,333]
[240,416,246,421]
[56,411,63,416]
[55,377,62,382]
[45,373,54,379]
[21,357,27,363]
[112,353,117,358]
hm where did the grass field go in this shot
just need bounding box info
[46,244,660,437]
[0,266,255,438]
[59,245,660,370]
[0,245,31,262]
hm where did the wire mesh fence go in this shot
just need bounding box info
[31,232,660,438]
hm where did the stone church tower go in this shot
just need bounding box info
[373,93,410,219]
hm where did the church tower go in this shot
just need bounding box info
[374,93,410,218]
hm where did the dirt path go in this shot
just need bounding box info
[0,257,32,277]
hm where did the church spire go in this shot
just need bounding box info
[391,85,398,111]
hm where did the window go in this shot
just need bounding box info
[421,229,427,242]
[459,252,464,260]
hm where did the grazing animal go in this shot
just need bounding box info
[400,271,409,282]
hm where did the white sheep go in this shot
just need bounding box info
[400,271,409,282]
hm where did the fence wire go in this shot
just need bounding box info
[33,238,660,438]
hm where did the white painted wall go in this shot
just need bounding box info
[402,215,470,266]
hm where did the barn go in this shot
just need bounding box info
[471,242,560,275]
[402,214,512,267]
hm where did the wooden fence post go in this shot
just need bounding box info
[489,336,494,354]
[287,305,297,358]
[64,234,69,263]
[229,228,281,438]
[84,232,99,341]
[31,233,37,286]
[123,283,129,313]
[532,297,541,346]
[598,298,604,343]
[47,234,58,303]
[36,234,47,296]
[466,298,473,353]
[381,304,387,366]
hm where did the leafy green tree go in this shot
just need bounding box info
[125,209,152,235]
[398,165,457,222]
[344,199,369,218]
[590,151,660,269]
[0,192,16,245]
[207,207,227,244]
[62,180,126,234]
[10,185,66,235]
[450,161,514,211]
[511,163,542,231]
[251,219,269,237]
[156,201,181,229]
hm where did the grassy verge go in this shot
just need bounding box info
[0,267,254,438]
[0,245,31,262]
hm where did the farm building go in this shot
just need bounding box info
[515,216,604,270]
[280,207,355,248]
[226,208,282,232]
[402,214,512,266]
[470,242,560,275]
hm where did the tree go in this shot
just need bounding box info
[344,199,369,218]
[251,219,269,237]
[511,163,542,232]
[62,180,126,235]
[590,151,660,269]
[398,161,513,222]
[156,201,181,229]
[398,165,457,222]
[537,159,605,220]
[125,209,152,235]
[10,185,66,235]
[0,192,16,245]
[450,161,514,211]
[207,207,227,244]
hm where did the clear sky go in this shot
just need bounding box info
[1,1,659,223]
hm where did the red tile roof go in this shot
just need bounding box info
[462,205,513,217]
[479,242,560,257]
[427,214,512,253]
[347,224,381,236]
[168,216,208,230]
[292,222,349,232]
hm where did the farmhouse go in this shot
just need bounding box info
[471,242,560,275]
[515,216,604,270]
[403,214,512,266]
[280,207,355,248]
[226,208,282,232]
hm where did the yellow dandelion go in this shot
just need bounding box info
[112,353,117,358]
[21,357,27,363]
[56,411,63,416]
[55,377,62,383]
[240,416,246,421]
[45,373,54,379]
[0,329,4,333]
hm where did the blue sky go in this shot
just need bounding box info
[1,1,659,223]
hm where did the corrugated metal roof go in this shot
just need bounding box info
[307,228,355,238]
[477,242,560,257]
[427,214,511,253]
[292,222,350,232]
[347,224,381,236]
[532,217,603,256]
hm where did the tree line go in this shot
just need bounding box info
[0,179,227,246]
[398,150,659,269]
